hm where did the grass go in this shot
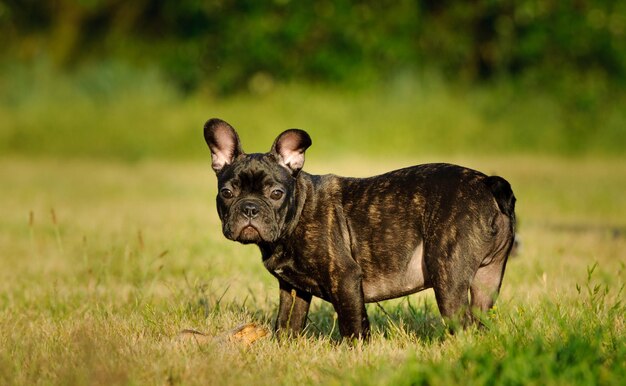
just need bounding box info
[0,59,624,385]
[0,155,624,385]
[1,62,625,160]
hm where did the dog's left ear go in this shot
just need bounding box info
[270,129,312,175]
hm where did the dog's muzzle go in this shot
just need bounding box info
[227,199,276,244]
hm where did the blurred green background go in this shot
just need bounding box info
[2,3,626,384]
[1,0,625,160]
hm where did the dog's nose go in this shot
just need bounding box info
[242,202,259,219]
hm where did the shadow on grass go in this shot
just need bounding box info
[304,296,447,343]
[180,279,448,342]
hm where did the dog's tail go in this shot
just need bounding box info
[485,175,516,218]
[485,175,518,256]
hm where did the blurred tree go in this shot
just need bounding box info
[0,0,624,94]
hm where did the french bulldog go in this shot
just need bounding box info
[203,118,516,339]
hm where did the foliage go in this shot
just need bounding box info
[1,1,625,159]
[1,0,625,95]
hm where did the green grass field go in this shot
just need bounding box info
[2,65,625,160]
[1,154,624,385]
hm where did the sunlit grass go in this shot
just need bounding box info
[0,156,624,385]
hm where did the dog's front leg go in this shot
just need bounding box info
[274,279,312,337]
[332,272,370,340]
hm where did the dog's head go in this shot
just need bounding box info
[203,118,312,244]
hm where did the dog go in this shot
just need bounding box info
[203,118,516,339]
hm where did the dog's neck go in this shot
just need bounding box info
[257,171,318,262]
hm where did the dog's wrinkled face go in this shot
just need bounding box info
[216,154,296,243]
[204,119,311,244]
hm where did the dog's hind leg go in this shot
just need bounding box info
[470,217,514,316]
[470,258,507,313]
[427,242,476,330]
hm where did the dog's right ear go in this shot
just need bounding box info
[203,118,244,173]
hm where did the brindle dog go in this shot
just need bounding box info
[204,118,516,339]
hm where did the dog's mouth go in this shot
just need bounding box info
[235,223,262,244]
[223,204,278,244]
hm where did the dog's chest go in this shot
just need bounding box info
[263,254,325,298]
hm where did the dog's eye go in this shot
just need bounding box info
[220,188,234,199]
[270,189,284,200]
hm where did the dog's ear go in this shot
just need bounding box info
[270,129,312,175]
[204,118,244,173]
